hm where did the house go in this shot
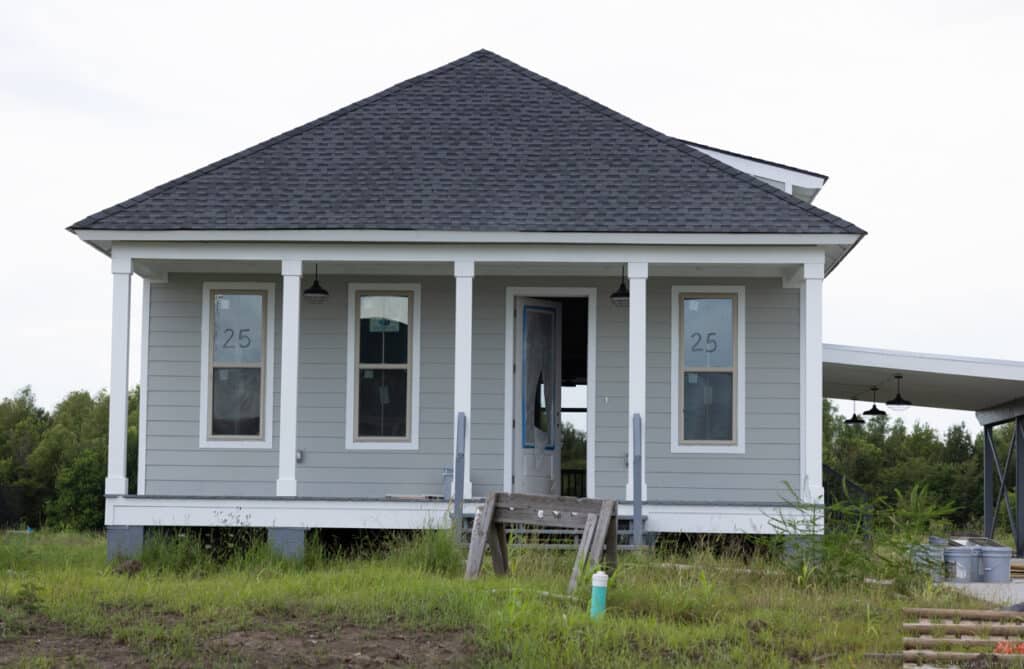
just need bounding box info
[70,50,1024,559]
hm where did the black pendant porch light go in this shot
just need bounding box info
[303,264,329,304]
[609,265,630,308]
[844,398,866,425]
[863,386,888,417]
[886,374,912,412]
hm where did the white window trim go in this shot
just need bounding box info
[346,282,421,450]
[670,285,746,454]
[199,281,276,449]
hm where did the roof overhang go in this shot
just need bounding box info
[70,229,861,274]
[823,344,1024,424]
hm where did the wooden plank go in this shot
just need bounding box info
[494,507,599,529]
[904,622,1024,636]
[465,494,498,579]
[604,510,618,572]
[902,649,1024,663]
[903,637,1000,649]
[588,500,615,567]
[494,492,604,516]
[487,523,509,576]
[904,608,1024,622]
[569,513,598,594]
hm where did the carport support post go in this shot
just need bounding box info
[1017,417,1024,557]
[984,424,995,538]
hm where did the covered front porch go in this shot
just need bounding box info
[95,238,834,537]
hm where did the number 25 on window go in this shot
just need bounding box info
[222,328,252,349]
[690,332,718,353]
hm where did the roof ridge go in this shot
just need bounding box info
[476,50,860,234]
[69,49,493,229]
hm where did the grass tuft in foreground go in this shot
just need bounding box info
[0,528,985,668]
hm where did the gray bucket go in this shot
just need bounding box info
[915,538,948,582]
[944,545,982,583]
[980,544,1012,583]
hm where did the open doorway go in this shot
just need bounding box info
[507,289,593,498]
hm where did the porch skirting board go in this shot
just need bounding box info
[105,496,817,535]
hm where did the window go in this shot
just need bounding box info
[671,286,745,453]
[199,282,276,449]
[346,284,421,449]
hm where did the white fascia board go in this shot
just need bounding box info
[112,241,830,267]
[688,146,828,192]
[824,344,1024,382]
[104,496,817,535]
[637,503,821,535]
[105,496,454,529]
[75,229,857,247]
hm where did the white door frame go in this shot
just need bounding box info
[504,286,597,497]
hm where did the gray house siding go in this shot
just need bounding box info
[645,278,801,505]
[146,274,281,496]
[143,273,799,505]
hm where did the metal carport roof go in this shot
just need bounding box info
[823,344,1024,421]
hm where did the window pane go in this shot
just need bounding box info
[212,367,262,436]
[213,293,264,364]
[359,295,409,364]
[358,369,408,438]
[683,372,733,441]
[683,297,734,368]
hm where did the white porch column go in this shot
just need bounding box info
[800,262,825,504]
[105,255,132,496]
[277,259,302,497]
[453,260,474,497]
[627,261,648,501]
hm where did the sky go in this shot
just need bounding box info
[2,1,1022,438]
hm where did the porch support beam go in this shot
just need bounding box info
[627,262,648,501]
[277,259,302,497]
[799,262,825,505]
[453,261,474,497]
[115,242,827,267]
[105,255,132,496]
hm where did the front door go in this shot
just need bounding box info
[513,297,562,494]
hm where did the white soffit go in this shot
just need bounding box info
[823,344,1024,413]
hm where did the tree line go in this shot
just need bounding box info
[823,400,1010,530]
[0,385,1007,531]
[0,387,138,529]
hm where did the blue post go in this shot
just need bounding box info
[453,412,466,537]
[632,413,643,547]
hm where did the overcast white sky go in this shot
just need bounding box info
[2,1,1022,437]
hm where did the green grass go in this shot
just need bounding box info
[0,529,985,667]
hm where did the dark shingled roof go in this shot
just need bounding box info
[70,50,863,236]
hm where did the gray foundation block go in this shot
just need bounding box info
[107,526,144,561]
[268,527,306,560]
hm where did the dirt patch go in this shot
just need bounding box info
[0,617,142,668]
[208,618,473,668]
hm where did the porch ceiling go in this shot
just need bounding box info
[823,344,1024,415]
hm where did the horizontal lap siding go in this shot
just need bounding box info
[145,273,455,499]
[295,275,454,498]
[144,272,800,507]
[645,278,801,504]
[145,275,281,497]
